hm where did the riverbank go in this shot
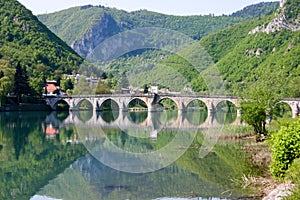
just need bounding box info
[243,142,296,199]
[0,104,51,112]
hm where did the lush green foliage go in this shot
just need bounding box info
[285,0,300,20]
[0,60,13,106]
[200,13,300,96]
[95,80,112,94]
[0,0,83,99]
[199,16,272,63]
[269,119,300,178]
[38,2,279,46]
[240,67,288,136]
[285,158,300,199]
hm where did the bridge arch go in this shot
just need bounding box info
[276,102,292,118]
[158,97,178,110]
[186,99,208,111]
[53,99,70,110]
[280,100,299,118]
[127,98,148,111]
[98,98,120,111]
[185,99,208,125]
[215,100,237,112]
[76,99,94,110]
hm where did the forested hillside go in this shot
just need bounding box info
[103,0,300,96]
[200,0,300,96]
[0,0,83,101]
[38,2,279,57]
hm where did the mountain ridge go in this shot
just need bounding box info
[38,2,279,57]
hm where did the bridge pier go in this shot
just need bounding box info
[292,110,299,118]
[237,109,242,118]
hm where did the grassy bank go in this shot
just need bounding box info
[241,118,300,199]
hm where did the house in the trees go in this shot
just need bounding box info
[44,81,62,96]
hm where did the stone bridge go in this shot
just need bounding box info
[44,94,300,118]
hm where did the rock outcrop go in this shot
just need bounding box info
[263,182,295,200]
[71,13,122,57]
[249,0,300,34]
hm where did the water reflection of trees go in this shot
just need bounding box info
[36,137,259,200]
[0,111,256,199]
[215,101,237,124]
[0,112,86,199]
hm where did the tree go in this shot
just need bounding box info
[0,64,14,106]
[239,67,288,139]
[119,72,130,89]
[61,75,74,91]
[13,62,31,104]
[143,84,149,94]
[73,77,94,95]
[95,81,111,94]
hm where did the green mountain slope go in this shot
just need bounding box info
[38,2,279,57]
[122,0,300,96]
[0,0,83,97]
[200,0,300,96]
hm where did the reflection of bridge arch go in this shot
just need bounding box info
[62,109,243,140]
[127,111,148,125]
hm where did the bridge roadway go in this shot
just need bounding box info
[44,94,300,118]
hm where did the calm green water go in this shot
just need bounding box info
[0,110,257,200]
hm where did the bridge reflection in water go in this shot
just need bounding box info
[46,108,242,141]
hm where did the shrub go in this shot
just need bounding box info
[285,158,300,199]
[269,119,300,178]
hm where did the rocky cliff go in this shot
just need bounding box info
[249,0,300,34]
[71,13,121,57]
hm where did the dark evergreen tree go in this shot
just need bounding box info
[66,78,74,90]
[14,62,31,104]
[143,84,149,94]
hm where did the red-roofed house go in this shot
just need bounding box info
[44,81,61,96]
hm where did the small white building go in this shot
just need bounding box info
[150,85,158,94]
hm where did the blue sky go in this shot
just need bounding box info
[17,0,276,16]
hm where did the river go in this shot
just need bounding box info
[0,109,260,200]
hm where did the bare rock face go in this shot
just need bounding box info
[71,13,121,57]
[249,0,300,34]
[263,182,295,200]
